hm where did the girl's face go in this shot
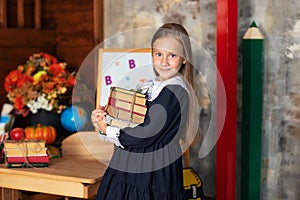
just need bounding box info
[152,37,186,81]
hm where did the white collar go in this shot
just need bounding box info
[138,76,188,102]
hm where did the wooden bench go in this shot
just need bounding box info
[0,131,113,200]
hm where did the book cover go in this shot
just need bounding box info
[111,88,147,105]
[106,115,138,128]
[6,155,49,163]
[4,140,46,149]
[108,97,147,115]
[5,148,47,157]
[106,105,145,124]
[111,87,146,98]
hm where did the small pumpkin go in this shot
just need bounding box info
[24,124,56,144]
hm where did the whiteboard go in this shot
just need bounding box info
[96,48,156,107]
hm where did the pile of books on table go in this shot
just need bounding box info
[4,140,49,168]
[105,87,147,128]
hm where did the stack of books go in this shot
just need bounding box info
[4,140,49,168]
[105,87,147,128]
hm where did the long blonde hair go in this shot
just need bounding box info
[151,23,200,155]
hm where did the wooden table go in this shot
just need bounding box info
[0,132,114,199]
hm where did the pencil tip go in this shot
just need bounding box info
[243,21,264,39]
[250,21,257,28]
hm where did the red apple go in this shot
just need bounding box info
[10,128,26,140]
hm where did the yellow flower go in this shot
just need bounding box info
[59,87,67,94]
[51,92,57,98]
[33,71,47,82]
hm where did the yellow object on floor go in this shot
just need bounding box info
[183,167,204,200]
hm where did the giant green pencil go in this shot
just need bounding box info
[241,21,264,200]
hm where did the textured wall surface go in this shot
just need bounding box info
[238,0,300,199]
[104,0,300,199]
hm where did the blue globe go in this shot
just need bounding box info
[60,105,88,132]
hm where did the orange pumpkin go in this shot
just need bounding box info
[24,124,56,144]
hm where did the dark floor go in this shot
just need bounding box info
[20,191,215,200]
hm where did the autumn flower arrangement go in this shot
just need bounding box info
[4,52,76,117]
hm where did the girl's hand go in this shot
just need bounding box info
[91,106,108,134]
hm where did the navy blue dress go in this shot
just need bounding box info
[96,84,188,200]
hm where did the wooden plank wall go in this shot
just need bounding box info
[47,0,95,69]
[0,0,96,110]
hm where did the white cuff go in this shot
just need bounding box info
[98,134,109,142]
[106,126,124,149]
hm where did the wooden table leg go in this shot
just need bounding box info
[1,187,19,200]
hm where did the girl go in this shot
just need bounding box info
[91,23,199,200]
